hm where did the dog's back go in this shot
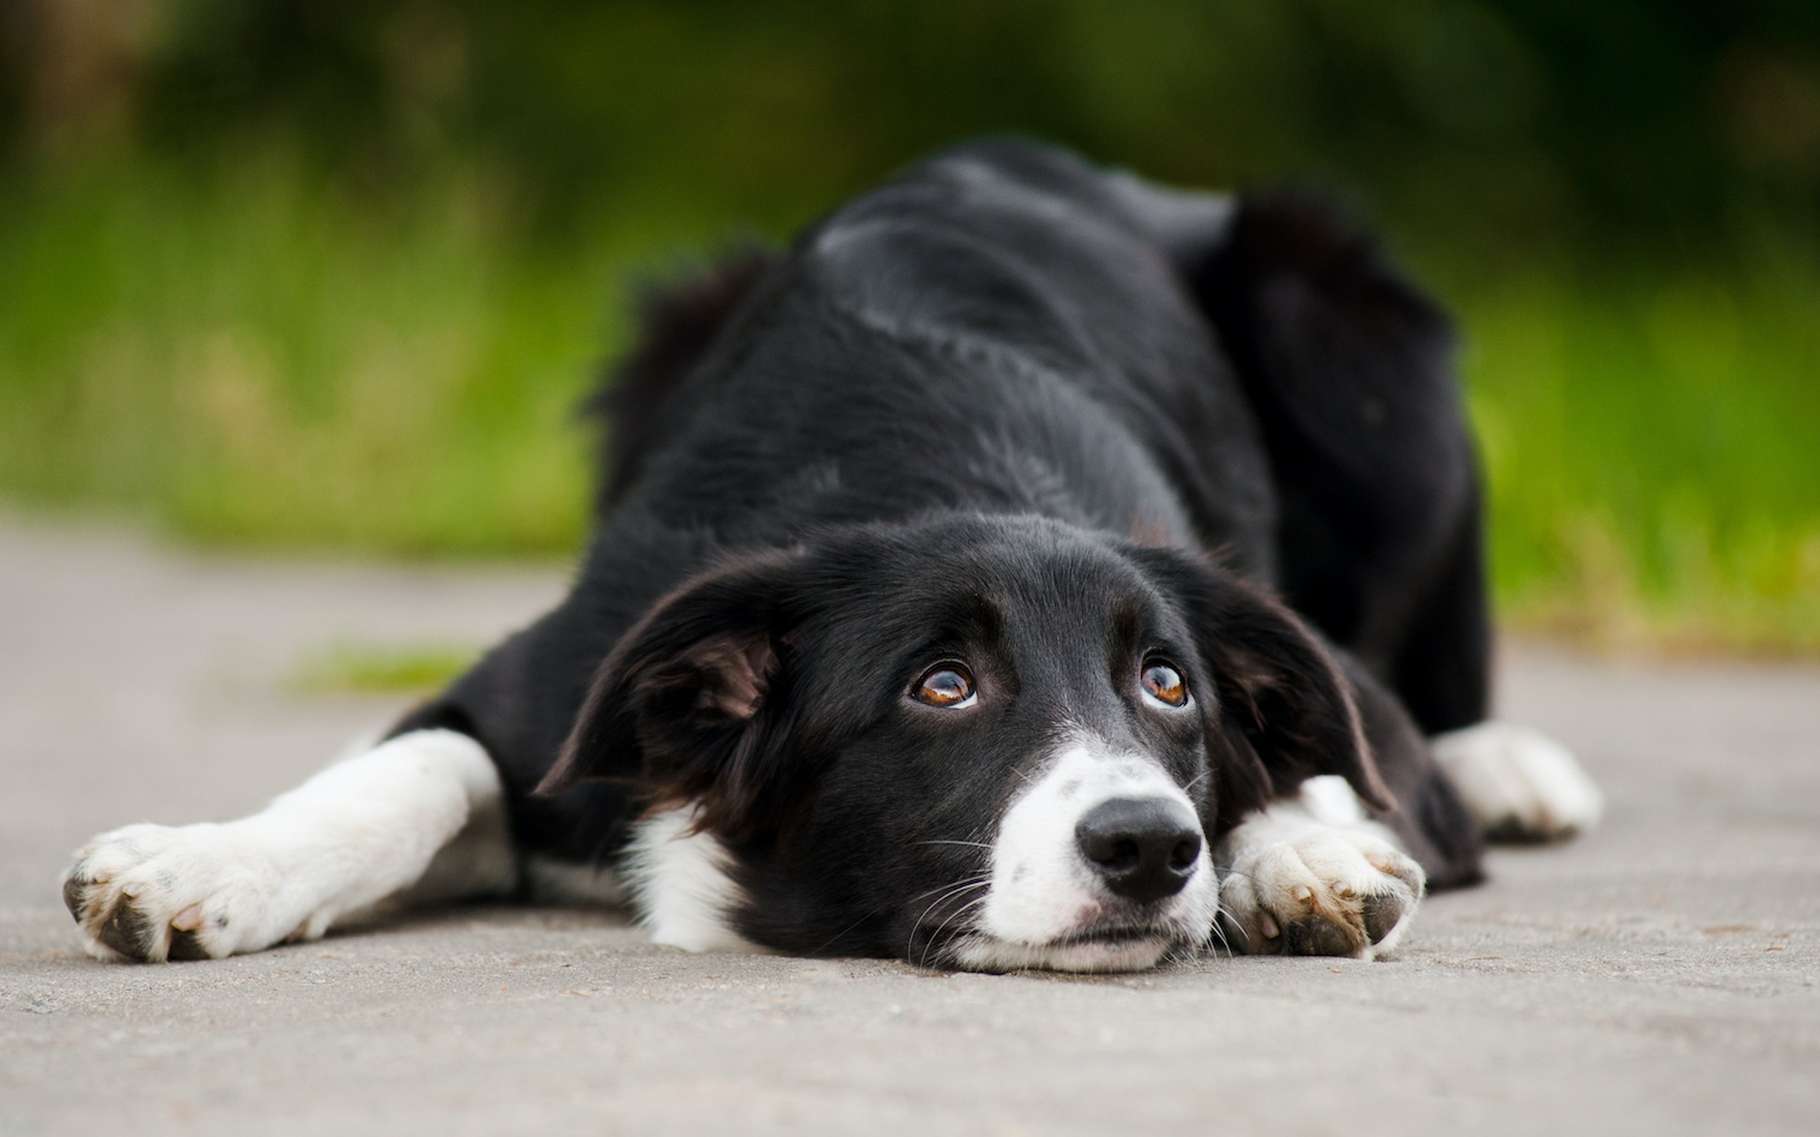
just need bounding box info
[591,140,1272,566]
[590,138,1480,714]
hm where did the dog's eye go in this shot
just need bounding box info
[913,664,976,708]
[1141,660,1189,708]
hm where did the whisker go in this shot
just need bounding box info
[809,905,887,957]
[923,894,992,968]
[914,840,995,850]
[907,878,992,961]
[1220,910,1249,952]
[904,872,993,905]
[1209,910,1236,958]
[915,892,991,970]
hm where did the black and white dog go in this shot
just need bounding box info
[63,139,1602,972]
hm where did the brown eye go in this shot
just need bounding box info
[913,664,976,708]
[1141,660,1189,708]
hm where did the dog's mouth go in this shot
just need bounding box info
[1045,923,1175,949]
[943,921,1189,974]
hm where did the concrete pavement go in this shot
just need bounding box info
[2,513,1816,1136]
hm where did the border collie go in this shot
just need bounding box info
[62,139,1602,972]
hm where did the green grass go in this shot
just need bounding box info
[0,156,722,557]
[289,641,481,696]
[3,159,1815,653]
[1457,247,1820,654]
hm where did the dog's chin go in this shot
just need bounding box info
[944,929,1181,974]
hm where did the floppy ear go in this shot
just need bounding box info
[536,549,810,839]
[1132,547,1391,832]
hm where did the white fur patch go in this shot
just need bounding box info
[1432,721,1603,840]
[961,734,1218,973]
[621,807,759,954]
[62,729,511,961]
[1297,773,1369,827]
[1217,786,1425,960]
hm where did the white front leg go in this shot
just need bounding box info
[62,729,514,962]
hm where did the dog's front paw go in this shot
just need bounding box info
[1432,721,1603,842]
[1219,826,1425,959]
[62,823,293,962]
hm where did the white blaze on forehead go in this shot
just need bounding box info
[970,732,1216,970]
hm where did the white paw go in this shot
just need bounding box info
[1432,721,1603,841]
[1219,824,1425,959]
[61,822,307,962]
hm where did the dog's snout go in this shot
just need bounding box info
[1074,796,1202,902]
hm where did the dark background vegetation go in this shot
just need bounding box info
[2,1,1816,652]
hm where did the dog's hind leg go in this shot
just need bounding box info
[1141,186,1604,849]
[1388,502,1604,841]
[61,729,515,962]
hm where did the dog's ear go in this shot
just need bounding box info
[536,549,811,839]
[1131,547,1390,832]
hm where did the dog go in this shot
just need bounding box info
[61,138,1602,972]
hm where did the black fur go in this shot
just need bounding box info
[584,247,780,511]
[1184,192,1491,732]
[397,137,1489,961]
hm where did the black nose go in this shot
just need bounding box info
[1074,796,1203,903]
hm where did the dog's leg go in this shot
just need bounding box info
[1216,776,1427,960]
[61,729,515,962]
[1430,721,1604,842]
[1374,500,1606,842]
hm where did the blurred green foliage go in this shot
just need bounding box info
[1,1,1816,651]
[290,640,481,695]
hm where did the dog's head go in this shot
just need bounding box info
[540,514,1385,972]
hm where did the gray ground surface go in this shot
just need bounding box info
[2,512,1816,1136]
